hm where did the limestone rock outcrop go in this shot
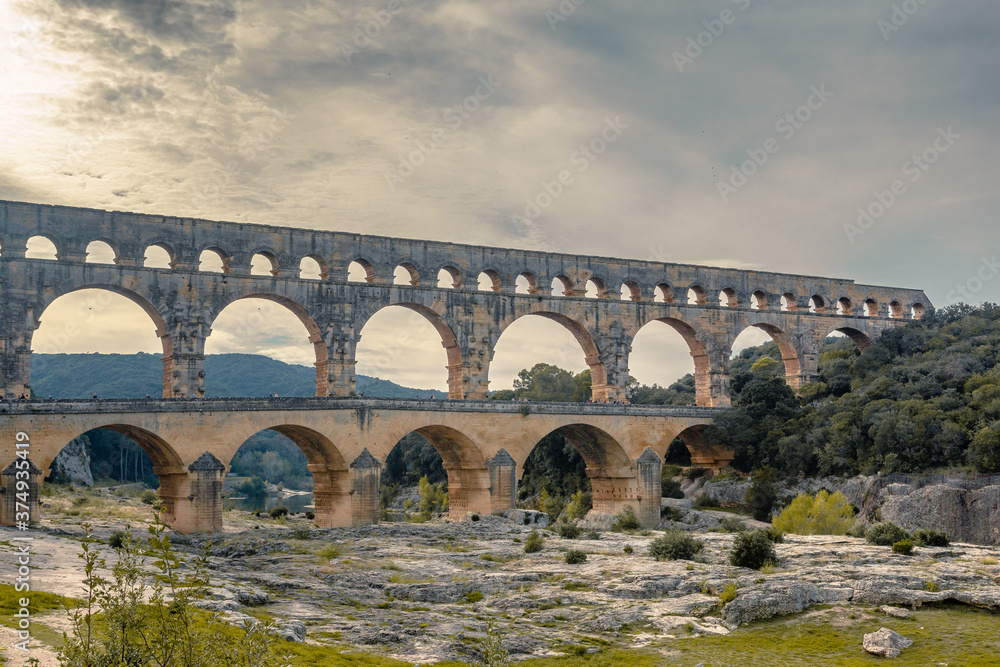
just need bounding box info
[48,436,93,487]
[862,628,912,658]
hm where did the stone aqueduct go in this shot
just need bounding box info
[0,200,930,532]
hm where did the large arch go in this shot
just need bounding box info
[205,293,328,397]
[356,303,462,398]
[630,317,712,406]
[731,322,803,388]
[669,425,733,469]
[825,325,873,352]
[29,285,173,397]
[491,311,607,397]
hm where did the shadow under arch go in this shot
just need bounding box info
[669,424,733,469]
[207,292,329,397]
[633,316,714,406]
[360,301,465,398]
[733,322,803,387]
[497,311,610,399]
[825,326,873,352]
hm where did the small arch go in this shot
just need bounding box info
[586,278,606,299]
[551,275,573,297]
[911,303,926,320]
[719,288,738,308]
[621,281,642,301]
[199,248,229,273]
[809,295,826,314]
[654,283,675,303]
[889,300,904,319]
[864,298,879,317]
[437,266,462,289]
[143,244,175,269]
[299,256,326,280]
[26,235,59,260]
[348,259,374,283]
[478,270,502,292]
[837,297,853,316]
[251,252,279,277]
[670,425,728,469]
[395,263,420,286]
[751,290,768,310]
[515,272,538,295]
[780,293,798,312]
[85,240,118,265]
[687,286,707,305]
[535,424,632,471]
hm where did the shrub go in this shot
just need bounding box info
[745,466,778,522]
[729,529,777,570]
[463,591,484,603]
[924,580,941,592]
[661,477,685,499]
[108,530,128,549]
[623,545,634,554]
[764,526,784,544]
[558,524,581,539]
[562,490,592,521]
[866,521,910,547]
[661,506,684,522]
[846,523,868,539]
[238,476,266,497]
[892,539,914,555]
[305,510,315,520]
[649,531,704,561]
[317,544,341,560]
[684,467,709,481]
[524,530,545,554]
[269,506,289,519]
[693,493,717,509]
[139,489,158,505]
[418,476,448,514]
[611,506,641,532]
[719,582,739,607]
[913,529,950,547]
[565,549,587,564]
[772,490,855,536]
[289,527,313,540]
[72,495,90,507]
[718,517,747,533]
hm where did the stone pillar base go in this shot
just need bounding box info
[486,450,517,515]
[635,448,662,529]
[350,449,381,526]
[0,457,42,527]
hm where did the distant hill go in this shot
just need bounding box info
[30,353,439,399]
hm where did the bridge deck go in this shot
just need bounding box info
[0,397,723,418]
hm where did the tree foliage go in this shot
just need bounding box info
[772,490,855,535]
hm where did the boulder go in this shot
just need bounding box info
[881,484,1000,546]
[880,605,912,619]
[863,628,912,658]
[274,620,306,643]
[49,436,93,487]
[235,589,270,606]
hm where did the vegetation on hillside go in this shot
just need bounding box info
[711,304,1000,477]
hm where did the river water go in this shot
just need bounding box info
[226,492,314,513]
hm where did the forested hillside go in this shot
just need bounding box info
[713,304,1000,477]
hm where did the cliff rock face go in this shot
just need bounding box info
[880,485,1000,546]
[48,436,93,487]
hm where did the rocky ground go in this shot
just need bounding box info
[2,489,999,665]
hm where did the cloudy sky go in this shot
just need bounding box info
[4,0,999,392]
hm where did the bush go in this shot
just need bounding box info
[237,476,266,497]
[558,524,581,539]
[719,582,739,607]
[562,490,592,521]
[623,545,634,554]
[684,467,709,481]
[611,506,641,532]
[745,466,778,522]
[586,530,601,540]
[693,493,717,509]
[661,477,685,499]
[139,489,158,505]
[317,544,341,560]
[269,505,289,519]
[289,527,313,540]
[418,475,448,514]
[729,529,777,570]
[892,539,914,555]
[866,521,910,547]
[913,529,950,547]
[718,517,747,533]
[305,511,315,520]
[661,506,684,522]
[846,522,868,539]
[524,529,545,554]
[565,549,587,564]
[773,490,855,536]
[765,525,784,544]
[108,530,128,549]
[649,531,704,561]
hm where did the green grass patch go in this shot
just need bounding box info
[0,583,75,622]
